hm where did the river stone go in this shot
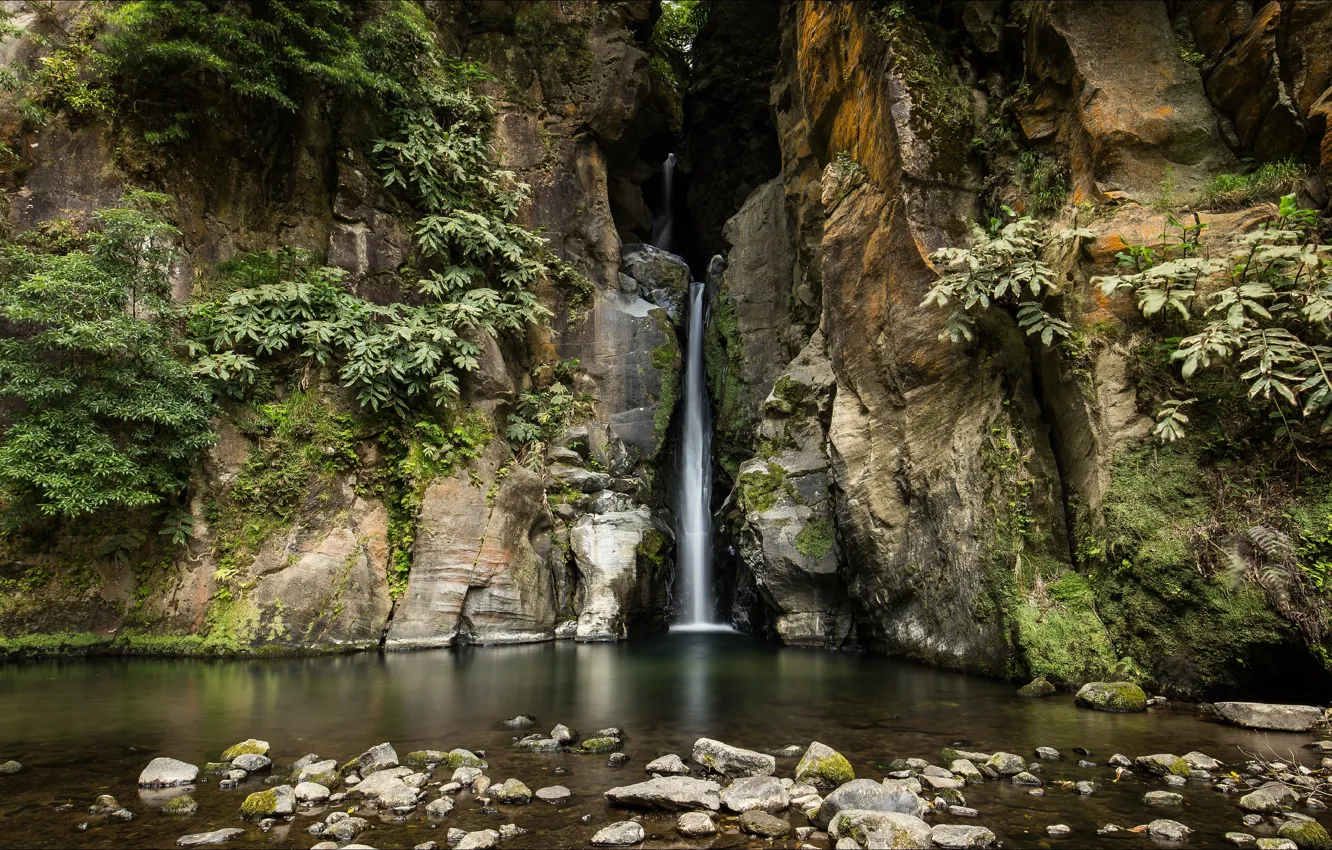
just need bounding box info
[1,760,24,775]
[289,754,321,772]
[591,821,645,846]
[1017,676,1056,697]
[139,758,200,788]
[456,829,500,850]
[941,748,991,764]
[326,816,369,842]
[1278,819,1332,849]
[579,737,621,754]
[221,739,269,760]
[473,775,492,796]
[1183,751,1221,771]
[294,782,330,803]
[1136,754,1190,777]
[950,759,983,784]
[355,742,399,774]
[605,776,721,811]
[163,795,198,815]
[502,714,538,728]
[1144,790,1183,806]
[692,737,775,777]
[831,810,932,849]
[295,759,338,786]
[176,829,246,846]
[231,753,271,772]
[1149,820,1193,841]
[90,795,120,814]
[1227,834,1257,847]
[721,775,790,813]
[240,785,294,818]
[405,749,445,766]
[536,785,571,803]
[443,748,487,769]
[1241,782,1299,813]
[1075,781,1096,795]
[452,767,483,786]
[425,796,455,818]
[1048,824,1071,837]
[516,737,562,753]
[1035,747,1061,761]
[645,754,690,775]
[551,724,577,744]
[814,778,925,828]
[1011,771,1042,787]
[492,778,532,804]
[795,742,855,788]
[1214,702,1325,732]
[1075,681,1148,712]
[740,810,791,838]
[353,766,413,797]
[677,812,716,837]
[985,752,1025,776]
[1255,840,1298,850]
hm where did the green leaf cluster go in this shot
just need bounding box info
[0,192,216,520]
[507,360,591,469]
[921,211,1081,347]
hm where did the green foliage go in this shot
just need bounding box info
[1199,159,1305,210]
[1098,196,1332,448]
[507,360,590,469]
[869,1,971,136]
[21,16,112,125]
[0,193,216,521]
[652,0,711,59]
[1017,151,1068,216]
[922,211,1084,348]
[703,287,750,476]
[99,0,418,144]
[739,462,794,513]
[794,518,835,559]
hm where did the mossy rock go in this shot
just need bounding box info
[440,749,487,769]
[1135,754,1191,778]
[404,750,445,767]
[577,736,620,754]
[240,789,278,819]
[1074,681,1147,713]
[220,739,269,760]
[204,762,231,775]
[941,747,990,764]
[1017,676,1056,697]
[162,794,197,815]
[794,742,854,789]
[1279,819,1332,850]
[299,769,338,787]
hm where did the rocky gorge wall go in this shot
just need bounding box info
[2,0,1332,703]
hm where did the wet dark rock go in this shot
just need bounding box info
[1077,760,1097,768]
[89,795,120,815]
[354,742,400,774]
[498,824,526,839]
[739,810,790,838]
[767,745,805,758]
[591,821,645,846]
[176,829,246,846]
[1018,676,1056,697]
[692,738,775,778]
[1148,820,1193,841]
[607,753,630,767]
[139,757,200,788]
[502,714,538,729]
[1012,772,1042,787]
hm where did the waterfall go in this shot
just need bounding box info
[677,279,714,625]
[650,153,677,255]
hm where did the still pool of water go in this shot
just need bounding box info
[0,630,1325,848]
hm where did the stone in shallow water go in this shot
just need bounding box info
[498,824,526,839]
[295,782,329,803]
[1011,772,1042,787]
[491,778,531,804]
[692,737,775,778]
[502,714,538,728]
[456,829,500,849]
[355,742,399,774]
[814,779,925,828]
[740,810,791,838]
[1255,840,1298,850]
[1074,681,1147,713]
[139,758,200,788]
[1047,824,1071,837]
[1278,819,1332,849]
[1136,754,1190,777]
[607,753,630,766]
[950,759,983,784]
[240,785,294,818]
[984,752,1025,776]
[1144,790,1183,806]
[1240,782,1298,813]
[1148,819,1193,842]
[220,740,269,760]
[288,753,321,772]
[1074,781,1096,795]
[1109,754,1132,767]
[721,775,790,813]
[326,817,369,842]
[231,754,271,773]
[176,829,246,846]
[1017,676,1056,697]
[162,795,198,815]
[536,785,571,803]
[932,823,997,848]
[605,776,721,811]
[795,742,855,789]
[425,796,455,818]
[295,759,338,786]
[551,724,577,744]
[1035,747,1061,761]
[645,754,689,775]
[0,761,21,774]
[1183,751,1221,771]
[1213,702,1324,732]
[452,767,482,786]
[1226,834,1256,847]
[89,795,120,815]
[949,806,979,818]
[591,821,644,846]
[677,812,716,837]
[830,810,931,848]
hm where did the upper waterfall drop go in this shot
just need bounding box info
[650,153,677,254]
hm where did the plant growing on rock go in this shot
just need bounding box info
[1097,196,1332,448]
[921,210,1087,348]
[0,192,216,521]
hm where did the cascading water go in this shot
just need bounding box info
[677,279,715,626]
[650,153,719,628]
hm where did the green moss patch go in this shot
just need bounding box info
[794,518,835,560]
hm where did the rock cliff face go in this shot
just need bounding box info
[2,0,1331,700]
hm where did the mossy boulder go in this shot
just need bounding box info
[240,785,293,819]
[1074,681,1147,713]
[578,736,621,754]
[1279,818,1332,850]
[404,750,446,767]
[941,747,990,764]
[1135,754,1191,777]
[220,739,269,760]
[1017,676,1056,697]
[794,742,854,789]
[441,748,487,769]
[162,794,197,815]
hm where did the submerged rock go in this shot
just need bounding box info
[502,714,538,728]
[1213,702,1325,732]
[814,779,925,828]
[1074,682,1147,712]
[932,823,996,848]
[692,738,776,778]
[721,775,790,813]
[830,809,932,849]
[139,758,200,788]
[677,811,717,837]
[740,810,791,838]
[605,776,721,811]
[645,754,690,776]
[220,739,269,760]
[536,785,571,803]
[591,821,645,846]
[795,742,855,788]
[176,829,246,846]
